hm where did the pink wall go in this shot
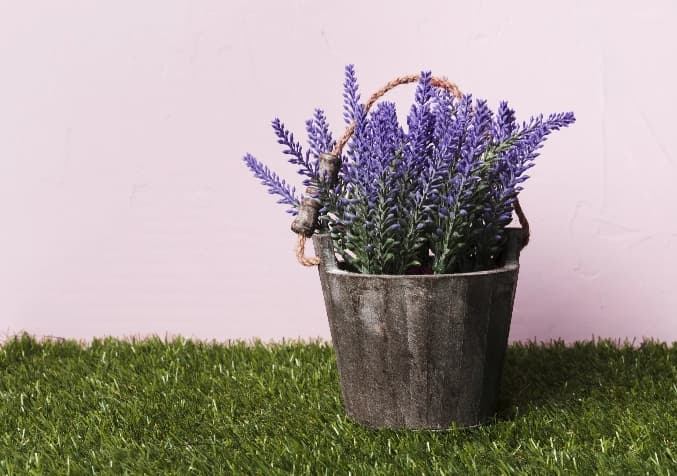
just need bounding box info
[1,1,675,343]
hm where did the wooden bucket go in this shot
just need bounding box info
[312,228,524,429]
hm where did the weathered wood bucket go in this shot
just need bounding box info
[311,228,524,429]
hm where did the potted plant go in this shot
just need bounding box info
[243,65,575,429]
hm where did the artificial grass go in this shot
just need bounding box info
[0,335,675,475]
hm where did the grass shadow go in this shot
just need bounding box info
[494,338,675,421]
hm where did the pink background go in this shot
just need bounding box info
[1,1,675,343]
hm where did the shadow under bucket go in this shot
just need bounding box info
[312,228,524,429]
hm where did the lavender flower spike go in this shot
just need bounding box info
[242,153,300,215]
[272,118,315,179]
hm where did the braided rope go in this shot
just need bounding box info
[296,233,320,266]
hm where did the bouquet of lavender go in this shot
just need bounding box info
[243,65,575,275]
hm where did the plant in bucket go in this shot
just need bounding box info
[243,65,575,429]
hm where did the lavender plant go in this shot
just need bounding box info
[243,65,575,274]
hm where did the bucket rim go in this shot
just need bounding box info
[312,227,523,279]
[323,261,519,279]
[326,263,519,280]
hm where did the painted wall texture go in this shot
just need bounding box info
[1,1,675,343]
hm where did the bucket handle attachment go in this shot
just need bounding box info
[292,74,530,267]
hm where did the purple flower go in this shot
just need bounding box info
[494,101,517,141]
[306,108,335,161]
[342,64,361,125]
[404,71,435,178]
[242,154,300,215]
[271,117,316,185]
[243,64,576,274]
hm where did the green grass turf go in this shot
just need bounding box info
[0,334,675,475]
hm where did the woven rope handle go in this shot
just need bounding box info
[295,73,530,267]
